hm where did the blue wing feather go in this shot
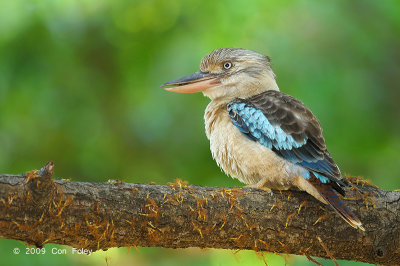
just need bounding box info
[228,105,257,141]
[227,101,337,186]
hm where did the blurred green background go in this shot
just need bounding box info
[0,0,399,265]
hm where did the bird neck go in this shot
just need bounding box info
[246,71,280,95]
[203,74,279,139]
[248,82,280,96]
[204,99,228,139]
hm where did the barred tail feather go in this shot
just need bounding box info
[308,173,365,231]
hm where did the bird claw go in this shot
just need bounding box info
[245,184,273,196]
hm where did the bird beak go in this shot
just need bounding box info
[161,71,220,93]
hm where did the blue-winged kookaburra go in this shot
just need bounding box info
[162,48,364,230]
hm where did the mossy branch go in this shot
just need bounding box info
[0,162,399,265]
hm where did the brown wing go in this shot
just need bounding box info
[229,90,346,193]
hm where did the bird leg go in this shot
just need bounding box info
[245,179,272,194]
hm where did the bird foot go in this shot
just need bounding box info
[245,184,273,196]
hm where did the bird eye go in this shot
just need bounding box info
[223,62,232,70]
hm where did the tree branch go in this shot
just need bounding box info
[0,162,399,264]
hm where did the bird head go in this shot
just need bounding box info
[162,48,279,101]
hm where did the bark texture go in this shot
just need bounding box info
[0,162,399,264]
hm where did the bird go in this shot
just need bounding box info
[162,48,364,230]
